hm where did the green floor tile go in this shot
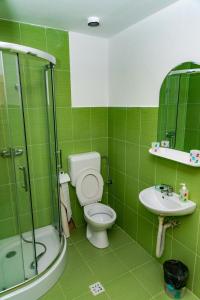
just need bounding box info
[132,260,163,296]
[66,244,86,272]
[152,290,199,300]
[75,291,109,299]
[39,283,65,300]
[108,225,133,250]
[87,251,128,284]
[106,272,150,300]
[76,239,112,262]
[59,264,97,299]
[114,241,152,270]
[69,226,86,244]
[39,227,200,300]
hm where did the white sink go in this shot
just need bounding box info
[139,187,196,216]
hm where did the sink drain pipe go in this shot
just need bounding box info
[156,216,177,258]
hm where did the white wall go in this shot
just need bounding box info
[69,32,109,107]
[109,0,200,107]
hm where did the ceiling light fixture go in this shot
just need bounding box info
[87,16,100,27]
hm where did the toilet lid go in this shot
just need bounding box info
[76,169,104,206]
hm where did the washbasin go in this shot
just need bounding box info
[139,187,196,216]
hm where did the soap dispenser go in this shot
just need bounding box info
[179,183,189,202]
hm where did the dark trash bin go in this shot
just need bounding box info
[163,260,189,299]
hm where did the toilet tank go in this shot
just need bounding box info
[68,152,101,187]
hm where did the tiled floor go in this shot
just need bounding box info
[40,226,199,300]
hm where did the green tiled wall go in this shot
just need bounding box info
[108,107,200,297]
[0,18,109,236]
[0,19,71,237]
[59,107,109,226]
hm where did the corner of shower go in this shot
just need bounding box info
[0,42,66,300]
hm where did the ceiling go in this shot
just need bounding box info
[0,0,179,37]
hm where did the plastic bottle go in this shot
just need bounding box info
[179,183,189,202]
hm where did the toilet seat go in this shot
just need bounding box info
[76,169,104,206]
[84,203,116,226]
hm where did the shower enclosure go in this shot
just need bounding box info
[0,42,66,300]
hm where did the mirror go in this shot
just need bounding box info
[157,62,200,152]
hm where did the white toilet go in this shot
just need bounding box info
[68,152,116,248]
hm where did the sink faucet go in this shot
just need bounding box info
[155,184,174,196]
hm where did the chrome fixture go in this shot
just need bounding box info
[155,184,173,196]
[0,148,23,158]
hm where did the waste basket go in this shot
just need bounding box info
[163,260,189,299]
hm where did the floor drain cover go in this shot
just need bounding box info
[89,282,105,296]
[6,251,16,258]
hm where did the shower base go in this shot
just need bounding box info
[0,225,66,300]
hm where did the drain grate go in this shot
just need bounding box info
[6,251,16,258]
[89,282,105,296]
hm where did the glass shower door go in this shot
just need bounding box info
[0,51,37,292]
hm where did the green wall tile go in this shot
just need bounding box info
[125,142,139,178]
[46,28,70,70]
[20,23,47,50]
[172,239,196,289]
[32,177,52,210]
[193,255,200,298]
[22,66,46,108]
[72,108,91,140]
[173,209,200,252]
[140,108,158,147]
[26,107,49,145]
[108,108,126,140]
[137,215,154,254]
[54,70,71,107]
[35,208,52,228]
[73,139,92,154]
[60,141,74,171]
[124,176,138,212]
[0,185,13,220]
[109,168,125,202]
[115,199,124,228]
[56,107,73,142]
[176,164,200,205]
[29,144,50,178]
[109,139,125,173]
[0,218,17,239]
[91,138,108,157]
[139,145,156,186]
[155,158,177,187]
[0,19,20,43]
[123,206,137,240]
[126,108,140,144]
[91,108,108,138]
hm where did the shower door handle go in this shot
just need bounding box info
[0,149,11,158]
[0,148,23,158]
[19,166,28,192]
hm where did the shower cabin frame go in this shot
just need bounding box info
[0,42,66,300]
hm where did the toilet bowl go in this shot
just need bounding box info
[68,152,117,249]
[84,203,116,248]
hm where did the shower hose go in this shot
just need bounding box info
[21,235,47,270]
